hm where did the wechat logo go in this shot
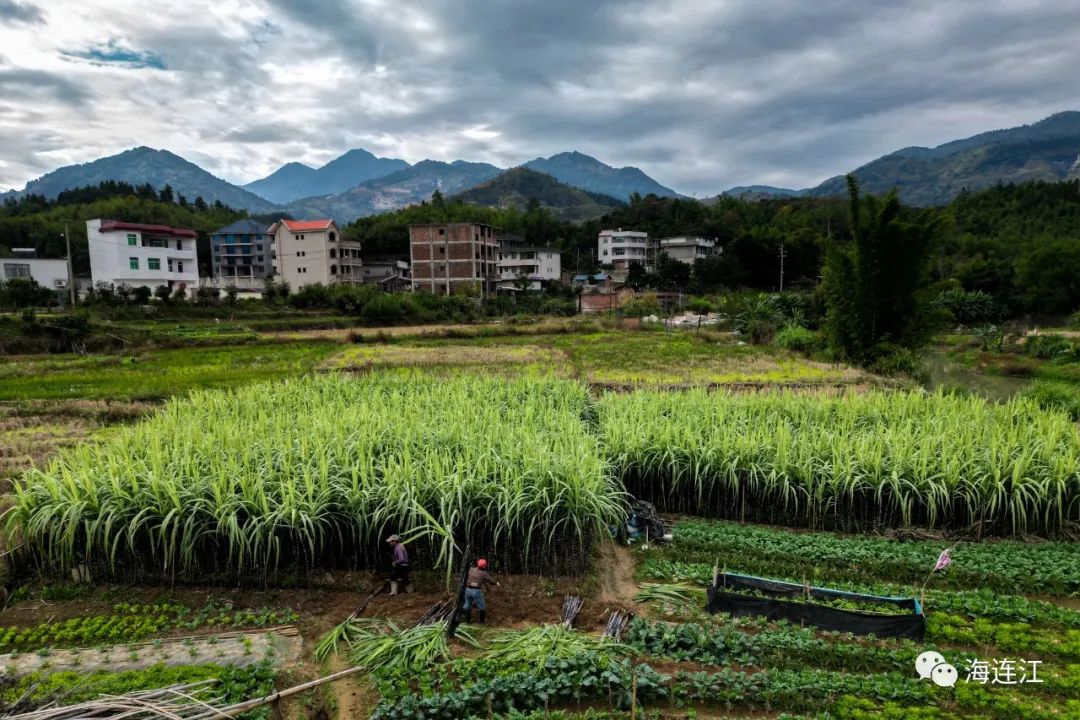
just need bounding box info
[916,650,958,687]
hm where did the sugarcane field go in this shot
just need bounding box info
[0,315,1076,720]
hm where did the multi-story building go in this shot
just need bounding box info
[657,236,720,264]
[497,245,562,290]
[2,248,70,295]
[271,219,362,289]
[408,222,500,295]
[210,219,274,287]
[598,229,649,269]
[86,219,199,295]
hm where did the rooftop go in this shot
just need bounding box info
[212,219,273,235]
[281,219,335,232]
[97,220,197,238]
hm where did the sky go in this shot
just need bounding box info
[1,0,1079,196]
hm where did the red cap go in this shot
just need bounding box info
[477,558,487,569]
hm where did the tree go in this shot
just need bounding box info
[431,189,445,208]
[822,176,941,363]
[655,251,692,291]
[154,285,172,303]
[159,184,174,203]
[1014,237,1080,314]
[0,277,54,309]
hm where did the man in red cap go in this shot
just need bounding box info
[462,557,500,624]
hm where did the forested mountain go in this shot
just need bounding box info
[244,149,409,203]
[523,151,681,200]
[453,167,624,220]
[0,147,278,213]
[806,112,1080,206]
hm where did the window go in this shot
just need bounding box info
[148,258,161,270]
[127,234,137,246]
[3,263,31,279]
[176,240,182,250]
[438,246,445,255]
[146,238,168,248]
[438,228,445,235]
[177,261,184,273]
[330,264,337,275]
[329,248,336,259]
[168,260,174,272]
[129,257,139,270]
[602,250,608,256]
[329,232,336,242]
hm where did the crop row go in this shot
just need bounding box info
[666,518,1079,595]
[373,647,1078,720]
[0,605,296,650]
[11,374,621,579]
[1,661,274,717]
[10,378,1079,580]
[600,389,1080,534]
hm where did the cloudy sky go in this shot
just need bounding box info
[1,0,1078,196]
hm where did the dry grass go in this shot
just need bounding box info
[0,401,152,487]
[323,344,567,371]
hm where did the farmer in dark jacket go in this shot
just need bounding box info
[386,534,411,595]
[462,558,500,624]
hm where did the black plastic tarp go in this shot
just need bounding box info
[706,572,925,640]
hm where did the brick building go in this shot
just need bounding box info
[408,222,500,295]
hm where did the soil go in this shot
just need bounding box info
[597,541,640,610]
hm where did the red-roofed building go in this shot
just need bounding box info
[86,218,199,296]
[270,218,362,289]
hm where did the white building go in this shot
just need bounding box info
[2,249,70,295]
[498,246,562,290]
[271,219,362,289]
[657,236,720,264]
[598,229,649,269]
[86,219,199,295]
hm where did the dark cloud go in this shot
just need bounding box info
[0,0,43,25]
[3,0,1080,194]
[0,68,88,105]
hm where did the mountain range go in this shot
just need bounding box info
[242,149,410,203]
[724,111,1080,206]
[5,111,1080,220]
[1,147,674,222]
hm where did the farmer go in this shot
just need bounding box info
[462,558,500,624]
[386,534,411,595]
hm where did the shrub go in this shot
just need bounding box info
[1023,334,1077,360]
[933,289,1000,326]
[774,325,821,354]
[1024,380,1080,421]
[361,293,404,324]
[620,293,662,318]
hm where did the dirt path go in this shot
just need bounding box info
[325,653,374,720]
[596,541,639,608]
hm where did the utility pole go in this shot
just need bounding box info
[63,222,75,306]
[778,241,787,293]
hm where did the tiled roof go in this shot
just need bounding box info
[98,221,197,239]
[282,219,334,232]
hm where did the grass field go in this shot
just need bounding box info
[0,342,338,401]
[329,330,871,387]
